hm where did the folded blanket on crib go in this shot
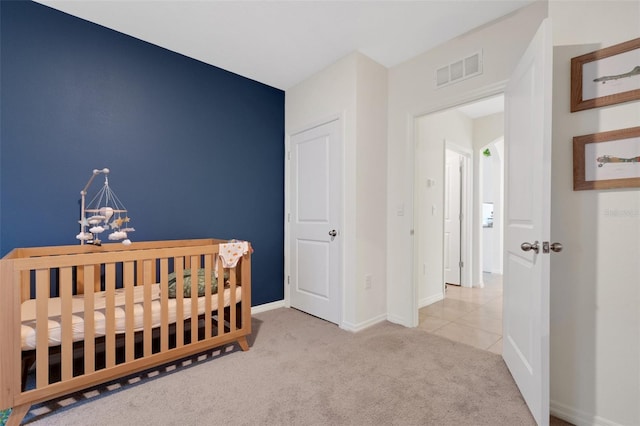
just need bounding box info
[167,268,219,298]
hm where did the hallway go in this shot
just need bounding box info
[418,273,503,354]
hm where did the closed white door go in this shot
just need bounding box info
[503,19,552,425]
[289,119,342,324]
[444,149,462,285]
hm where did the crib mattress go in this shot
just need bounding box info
[21,284,242,351]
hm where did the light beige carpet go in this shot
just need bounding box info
[27,307,538,425]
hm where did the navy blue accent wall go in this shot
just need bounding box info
[0,1,285,306]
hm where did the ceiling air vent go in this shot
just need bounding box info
[435,50,483,88]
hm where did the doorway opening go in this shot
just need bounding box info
[415,94,505,354]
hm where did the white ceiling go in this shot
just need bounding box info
[35,0,534,91]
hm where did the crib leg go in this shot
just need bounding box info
[6,403,30,426]
[237,336,249,351]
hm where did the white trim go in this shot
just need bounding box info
[285,112,343,311]
[419,292,444,309]
[285,115,345,326]
[284,133,291,308]
[341,313,387,332]
[412,81,507,120]
[550,400,625,426]
[386,313,412,327]
[408,81,508,334]
[251,299,286,315]
[288,113,341,137]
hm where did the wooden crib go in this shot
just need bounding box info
[0,239,251,425]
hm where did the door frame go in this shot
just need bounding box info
[409,82,506,327]
[444,141,473,288]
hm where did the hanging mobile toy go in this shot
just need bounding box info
[76,168,135,246]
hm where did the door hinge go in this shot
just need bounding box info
[287,213,290,222]
[459,261,464,268]
[287,151,291,160]
[287,275,290,285]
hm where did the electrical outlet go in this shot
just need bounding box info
[365,275,372,289]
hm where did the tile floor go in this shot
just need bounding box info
[418,273,503,354]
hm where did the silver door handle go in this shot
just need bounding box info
[329,229,337,241]
[550,242,563,253]
[521,241,539,254]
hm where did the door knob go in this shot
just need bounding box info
[521,241,539,254]
[550,242,563,253]
[329,229,337,241]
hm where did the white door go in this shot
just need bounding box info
[444,149,462,285]
[503,19,552,425]
[289,119,342,324]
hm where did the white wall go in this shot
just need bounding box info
[354,54,388,326]
[387,0,548,327]
[549,1,640,425]
[415,109,473,305]
[285,52,388,330]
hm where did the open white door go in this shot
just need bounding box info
[289,119,342,325]
[503,19,553,425]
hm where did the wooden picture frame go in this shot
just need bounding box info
[573,126,640,190]
[571,38,640,112]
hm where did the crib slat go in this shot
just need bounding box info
[105,263,116,368]
[203,254,212,339]
[175,258,184,348]
[143,259,153,357]
[35,269,49,388]
[160,258,169,353]
[59,267,73,382]
[241,252,252,333]
[217,257,224,336]
[190,255,199,344]
[229,264,237,332]
[83,266,96,375]
[124,261,135,362]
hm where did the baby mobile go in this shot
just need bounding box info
[75,168,135,246]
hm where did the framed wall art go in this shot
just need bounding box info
[573,126,640,190]
[571,37,640,112]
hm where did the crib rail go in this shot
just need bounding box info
[0,239,251,418]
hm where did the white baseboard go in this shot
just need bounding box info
[252,302,387,333]
[251,300,286,315]
[551,400,625,426]
[419,293,444,308]
[341,313,388,332]
[386,313,412,327]
[251,302,387,334]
